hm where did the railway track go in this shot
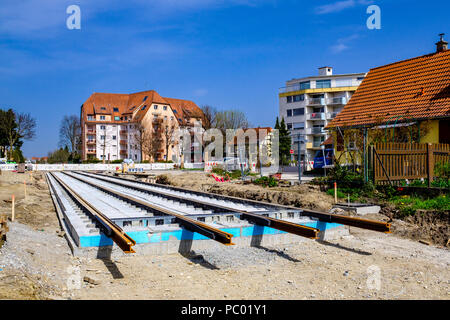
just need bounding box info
[47,171,391,254]
[83,171,391,233]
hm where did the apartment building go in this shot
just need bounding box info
[80,90,206,162]
[278,67,366,167]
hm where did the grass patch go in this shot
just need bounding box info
[390,194,450,216]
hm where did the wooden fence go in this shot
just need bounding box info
[373,143,450,186]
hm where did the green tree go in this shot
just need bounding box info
[47,148,70,164]
[278,117,291,166]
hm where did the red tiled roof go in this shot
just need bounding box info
[81,90,205,125]
[162,97,206,125]
[327,49,450,128]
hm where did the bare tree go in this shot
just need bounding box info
[151,118,164,161]
[162,118,177,161]
[134,122,151,161]
[200,105,217,130]
[59,115,81,156]
[214,110,250,130]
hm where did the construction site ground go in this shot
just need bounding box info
[0,170,448,300]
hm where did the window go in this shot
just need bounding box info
[287,96,292,103]
[299,81,310,90]
[100,115,106,120]
[173,109,177,114]
[154,105,158,110]
[101,107,106,110]
[170,116,174,120]
[293,94,304,102]
[114,116,120,121]
[113,108,119,112]
[287,109,292,117]
[141,105,147,110]
[100,135,105,140]
[316,80,331,89]
[293,108,304,116]
[335,78,353,87]
[163,106,167,110]
[87,115,94,121]
[357,77,365,81]
[287,123,293,130]
[293,122,305,130]
[125,116,128,120]
[100,125,106,130]
[143,96,148,102]
[112,136,116,140]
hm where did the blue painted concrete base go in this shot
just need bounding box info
[78,221,343,248]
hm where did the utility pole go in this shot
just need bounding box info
[295,133,304,183]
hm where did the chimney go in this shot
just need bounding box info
[436,33,448,52]
[319,66,333,76]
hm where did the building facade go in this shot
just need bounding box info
[327,35,450,163]
[278,67,366,167]
[80,90,206,163]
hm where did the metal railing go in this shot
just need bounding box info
[307,113,325,120]
[328,97,347,104]
[305,127,325,134]
[307,98,325,105]
[326,112,339,119]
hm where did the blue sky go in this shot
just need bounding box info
[1,0,449,157]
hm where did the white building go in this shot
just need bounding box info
[278,67,366,168]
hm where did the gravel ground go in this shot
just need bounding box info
[0,170,449,300]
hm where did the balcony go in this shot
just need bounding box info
[305,127,325,135]
[120,150,127,155]
[87,129,96,134]
[328,97,347,105]
[307,113,325,120]
[307,98,325,106]
[326,112,339,119]
[120,130,128,135]
[279,83,358,94]
[306,142,323,149]
[87,149,96,154]
[86,140,96,145]
[120,140,127,145]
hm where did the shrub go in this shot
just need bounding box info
[253,176,278,188]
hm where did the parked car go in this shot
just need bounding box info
[313,148,334,169]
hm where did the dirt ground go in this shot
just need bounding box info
[0,170,449,300]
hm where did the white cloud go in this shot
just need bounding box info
[315,0,373,14]
[193,88,208,97]
[0,0,269,37]
[329,33,360,53]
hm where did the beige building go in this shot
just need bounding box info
[80,90,206,162]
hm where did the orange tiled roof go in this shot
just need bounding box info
[162,97,206,125]
[81,90,204,126]
[327,49,450,128]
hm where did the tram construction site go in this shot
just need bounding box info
[46,171,390,257]
[0,169,448,300]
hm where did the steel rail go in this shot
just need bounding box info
[49,172,136,253]
[76,172,319,239]
[61,172,235,246]
[89,172,391,234]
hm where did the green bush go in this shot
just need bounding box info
[111,160,122,164]
[391,194,450,216]
[253,176,278,188]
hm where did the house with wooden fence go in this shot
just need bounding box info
[326,34,450,185]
